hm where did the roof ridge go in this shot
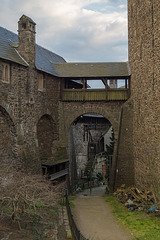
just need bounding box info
[0,26,65,62]
[36,44,66,62]
[0,25,66,75]
[0,26,17,38]
[54,61,128,64]
[19,15,36,25]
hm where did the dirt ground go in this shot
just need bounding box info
[0,172,67,240]
[72,186,133,240]
[0,206,67,240]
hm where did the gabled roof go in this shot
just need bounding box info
[0,27,28,66]
[35,44,66,76]
[0,25,131,79]
[0,26,66,74]
[53,62,131,78]
[19,15,36,25]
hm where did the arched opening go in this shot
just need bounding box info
[69,113,114,188]
[37,114,57,162]
[0,106,16,165]
[37,114,68,181]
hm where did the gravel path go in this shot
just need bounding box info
[71,186,133,240]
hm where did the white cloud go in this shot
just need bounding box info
[0,0,128,62]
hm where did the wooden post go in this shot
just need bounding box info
[102,78,108,101]
[125,79,128,88]
[82,78,86,101]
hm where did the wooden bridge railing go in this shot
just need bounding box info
[61,88,129,102]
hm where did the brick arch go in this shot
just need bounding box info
[37,114,58,161]
[69,111,113,131]
[68,111,114,155]
[61,102,122,184]
[62,102,123,141]
[35,109,53,125]
[0,105,17,164]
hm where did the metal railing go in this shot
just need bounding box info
[78,180,100,191]
[65,193,89,240]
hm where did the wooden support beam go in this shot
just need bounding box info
[102,78,108,101]
[102,78,107,87]
[82,78,86,101]
[125,79,128,88]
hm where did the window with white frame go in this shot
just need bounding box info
[38,73,46,91]
[1,62,10,83]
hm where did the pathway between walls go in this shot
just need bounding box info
[71,186,133,240]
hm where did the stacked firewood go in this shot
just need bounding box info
[114,184,155,206]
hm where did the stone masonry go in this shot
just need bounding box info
[128,0,160,199]
[0,15,61,172]
[0,7,159,200]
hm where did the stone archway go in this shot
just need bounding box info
[59,101,123,145]
[0,106,17,165]
[59,101,123,188]
[68,113,115,185]
[68,111,116,137]
[37,114,58,162]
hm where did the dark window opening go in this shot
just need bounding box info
[22,22,26,29]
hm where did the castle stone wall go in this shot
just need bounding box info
[128,0,160,198]
[115,98,134,188]
[0,61,61,172]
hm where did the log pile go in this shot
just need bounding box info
[114,184,155,207]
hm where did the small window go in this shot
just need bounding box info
[38,74,46,91]
[22,22,26,29]
[2,62,10,83]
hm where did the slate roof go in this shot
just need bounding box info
[0,26,66,75]
[53,62,131,78]
[0,26,131,79]
[0,27,28,66]
[35,44,66,76]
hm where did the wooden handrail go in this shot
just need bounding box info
[61,88,129,101]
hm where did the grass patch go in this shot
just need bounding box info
[68,196,75,208]
[66,195,75,208]
[59,195,75,208]
[69,196,76,201]
[104,195,160,240]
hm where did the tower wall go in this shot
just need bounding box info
[128,0,160,199]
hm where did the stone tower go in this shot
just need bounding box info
[18,15,36,66]
[128,0,160,198]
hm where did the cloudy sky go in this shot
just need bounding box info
[0,0,128,63]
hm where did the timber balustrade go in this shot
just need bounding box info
[61,88,129,102]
